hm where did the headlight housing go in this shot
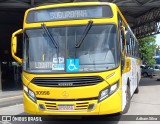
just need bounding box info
[23,85,37,103]
[98,81,119,102]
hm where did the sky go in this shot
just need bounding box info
[156,34,160,45]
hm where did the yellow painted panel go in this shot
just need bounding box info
[123,57,131,74]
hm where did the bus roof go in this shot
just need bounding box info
[28,2,115,11]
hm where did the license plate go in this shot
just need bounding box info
[58,104,74,111]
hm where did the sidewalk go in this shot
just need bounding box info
[0,90,23,108]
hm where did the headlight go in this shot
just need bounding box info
[23,85,37,103]
[98,81,119,102]
[110,82,119,94]
[98,88,109,102]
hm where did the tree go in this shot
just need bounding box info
[138,36,156,65]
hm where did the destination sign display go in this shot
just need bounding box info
[26,6,112,23]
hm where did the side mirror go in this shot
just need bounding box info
[12,36,17,54]
[11,29,23,63]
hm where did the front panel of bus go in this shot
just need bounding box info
[22,3,122,115]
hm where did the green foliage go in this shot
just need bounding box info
[138,36,156,65]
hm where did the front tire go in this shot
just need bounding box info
[121,86,131,114]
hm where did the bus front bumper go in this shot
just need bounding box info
[24,91,121,115]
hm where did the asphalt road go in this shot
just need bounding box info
[1,78,160,124]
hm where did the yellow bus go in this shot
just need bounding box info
[11,2,141,115]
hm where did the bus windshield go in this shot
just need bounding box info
[23,24,119,73]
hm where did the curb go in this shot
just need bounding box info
[0,95,23,108]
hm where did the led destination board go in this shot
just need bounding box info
[26,6,113,23]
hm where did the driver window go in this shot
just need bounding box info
[118,15,125,53]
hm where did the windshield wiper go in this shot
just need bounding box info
[41,24,59,63]
[75,20,93,48]
[41,24,58,48]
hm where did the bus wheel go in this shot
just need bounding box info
[135,75,139,94]
[143,72,148,77]
[122,86,131,114]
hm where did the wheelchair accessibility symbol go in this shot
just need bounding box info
[66,59,79,72]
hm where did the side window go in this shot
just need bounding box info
[126,44,129,56]
[129,36,132,56]
[126,29,130,57]
[118,15,122,27]
[135,41,137,57]
[134,39,136,57]
[132,37,134,57]
[120,29,125,51]
[132,38,135,57]
[118,15,125,53]
[135,41,138,57]
[137,43,140,57]
[126,43,130,57]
